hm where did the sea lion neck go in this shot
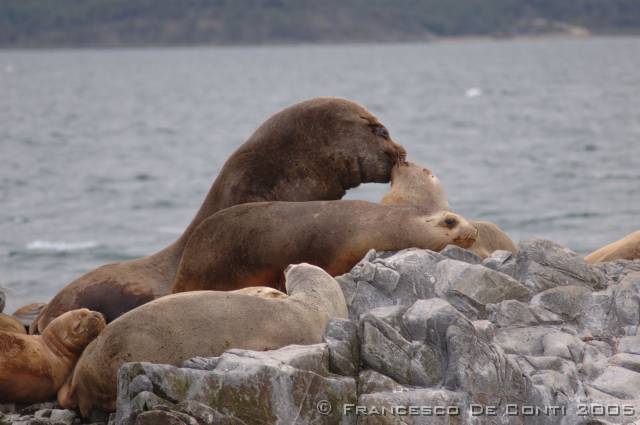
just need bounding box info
[42,329,76,358]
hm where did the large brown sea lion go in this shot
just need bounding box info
[585,230,640,264]
[380,162,517,258]
[0,309,105,403]
[171,201,478,293]
[59,263,347,416]
[34,97,406,333]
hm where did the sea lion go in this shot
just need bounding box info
[381,162,449,214]
[171,201,478,293]
[59,263,347,416]
[0,309,105,403]
[232,286,287,299]
[380,162,517,258]
[14,302,47,329]
[0,313,26,334]
[34,97,406,333]
[585,230,640,264]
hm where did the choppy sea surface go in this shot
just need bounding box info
[1,37,639,312]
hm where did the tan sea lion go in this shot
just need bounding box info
[0,313,26,334]
[59,263,347,416]
[380,162,517,258]
[585,230,640,264]
[0,308,105,403]
[171,201,478,293]
[34,97,406,333]
[14,302,47,328]
[232,286,287,299]
[381,162,449,214]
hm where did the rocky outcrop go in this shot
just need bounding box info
[6,237,638,425]
[112,239,640,424]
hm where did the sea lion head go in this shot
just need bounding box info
[282,98,406,188]
[382,162,449,213]
[43,308,106,354]
[425,211,478,250]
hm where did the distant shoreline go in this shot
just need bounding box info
[1,31,639,51]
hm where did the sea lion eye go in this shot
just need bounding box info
[444,217,458,228]
[370,124,390,140]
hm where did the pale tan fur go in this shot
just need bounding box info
[61,264,346,417]
[585,230,640,264]
[380,162,517,258]
[0,309,105,403]
[0,313,26,334]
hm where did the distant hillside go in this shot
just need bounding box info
[1,0,639,47]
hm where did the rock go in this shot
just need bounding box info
[323,318,359,376]
[541,331,585,362]
[472,320,495,343]
[590,365,640,399]
[482,249,518,278]
[135,410,195,425]
[593,260,640,284]
[354,388,467,425]
[440,244,482,264]
[357,369,405,394]
[494,326,560,356]
[617,336,640,354]
[531,285,591,320]
[360,307,442,387]
[402,298,473,348]
[371,249,443,305]
[338,277,394,322]
[117,344,356,425]
[434,259,531,319]
[609,353,640,373]
[613,272,640,327]
[487,299,538,327]
[515,238,605,293]
[0,289,4,313]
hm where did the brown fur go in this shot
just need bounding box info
[585,230,640,264]
[380,162,517,258]
[13,303,47,330]
[0,313,26,334]
[171,201,478,293]
[60,264,346,416]
[34,97,406,333]
[0,309,105,403]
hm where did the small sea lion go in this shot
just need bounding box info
[171,201,478,293]
[380,162,517,258]
[13,302,47,329]
[0,313,26,334]
[0,309,105,403]
[59,264,347,416]
[34,97,406,333]
[381,162,449,214]
[585,230,640,264]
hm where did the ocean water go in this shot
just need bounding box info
[1,37,639,312]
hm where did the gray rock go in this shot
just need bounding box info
[357,369,405,394]
[617,336,640,354]
[590,365,640,399]
[472,320,495,343]
[613,272,640,327]
[0,289,4,313]
[440,244,482,264]
[482,249,518,278]
[487,299,538,327]
[541,331,585,362]
[434,259,531,319]
[402,298,473,349]
[134,410,194,425]
[372,249,443,305]
[128,375,153,397]
[593,260,640,284]
[323,318,359,376]
[530,285,591,320]
[117,344,356,425]
[355,388,468,425]
[609,353,640,373]
[341,279,394,322]
[515,238,605,293]
[360,308,442,387]
[494,326,561,356]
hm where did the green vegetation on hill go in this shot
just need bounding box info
[1,0,639,47]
